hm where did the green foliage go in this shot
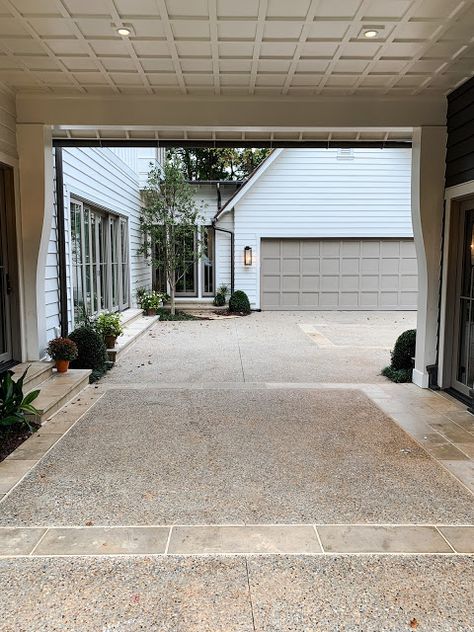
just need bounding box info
[137,289,168,311]
[0,367,40,430]
[69,325,108,382]
[47,337,78,361]
[139,160,203,315]
[213,283,229,307]
[382,329,416,383]
[391,329,417,370]
[381,366,413,383]
[168,147,271,181]
[228,290,251,314]
[94,312,123,338]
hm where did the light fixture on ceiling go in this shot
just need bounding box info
[360,25,385,39]
[115,24,133,37]
[363,29,378,38]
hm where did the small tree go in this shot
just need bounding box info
[139,160,203,315]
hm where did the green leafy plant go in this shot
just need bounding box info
[213,284,229,307]
[47,337,78,361]
[139,160,204,315]
[94,312,123,338]
[138,290,168,311]
[0,368,40,430]
[382,329,416,383]
[228,290,251,315]
[69,325,108,382]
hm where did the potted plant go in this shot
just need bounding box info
[138,290,166,316]
[213,284,229,307]
[94,312,124,349]
[47,337,78,373]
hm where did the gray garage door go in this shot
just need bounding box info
[261,238,418,310]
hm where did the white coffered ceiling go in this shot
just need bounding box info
[0,0,473,97]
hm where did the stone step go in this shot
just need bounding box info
[119,308,143,327]
[27,369,92,423]
[107,315,159,363]
[11,361,54,390]
[174,301,223,313]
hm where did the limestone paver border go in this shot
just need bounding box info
[0,524,471,558]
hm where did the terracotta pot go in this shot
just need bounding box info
[105,334,117,349]
[145,308,157,316]
[55,359,69,373]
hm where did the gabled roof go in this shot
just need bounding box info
[213,149,283,222]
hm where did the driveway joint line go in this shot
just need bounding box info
[245,557,257,632]
[313,524,325,552]
[434,526,458,553]
[28,528,49,556]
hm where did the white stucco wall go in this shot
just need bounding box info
[218,147,413,307]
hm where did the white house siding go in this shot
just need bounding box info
[226,148,413,308]
[191,183,239,297]
[46,147,152,340]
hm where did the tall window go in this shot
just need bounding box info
[152,227,215,298]
[70,199,129,322]
[202,226,215,296]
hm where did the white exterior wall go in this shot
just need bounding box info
[222,148,412,308]
[191,183,238,297]
[46,147,152,341]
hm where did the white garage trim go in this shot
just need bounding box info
[260,238,418,311]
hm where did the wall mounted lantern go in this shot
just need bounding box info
[244,246,252,266]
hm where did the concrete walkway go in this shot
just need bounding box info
[1,311,473,631]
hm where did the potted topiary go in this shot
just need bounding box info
[47,337,78,373]
[213,284,229,307]
[94,312,124,349]
[138,290,165,316]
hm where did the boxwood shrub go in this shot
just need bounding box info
[382,329,416,383]
[69,326,108,382]
[228,290,251,314]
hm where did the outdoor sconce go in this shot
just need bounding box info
[244,246,252,266]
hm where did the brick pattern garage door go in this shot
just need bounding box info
[260,238,418,310]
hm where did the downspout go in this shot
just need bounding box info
[54,147,68,337]
[212,184,234,295]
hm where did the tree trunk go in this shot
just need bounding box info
[170,284,176,316]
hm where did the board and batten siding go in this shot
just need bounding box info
[225,147,413,308]
[446,75,474,188]
[46,147,152,341]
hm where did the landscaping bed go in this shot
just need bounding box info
[0,423,39,462]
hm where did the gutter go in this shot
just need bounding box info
[54,147,69,337]
[212,184,234,294]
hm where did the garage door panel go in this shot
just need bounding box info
[302,258,319,274]
[261,258,280,274]
[302,276,320,291]
[282,259,300,274]
[282,276,300,291]
[321,258,340,274]
[341,276,359,291]
[282,240,300,256]
[261,238,418,310]
[341,258,359,274]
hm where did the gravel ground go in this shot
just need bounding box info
[103,310,417,385]
[0,387,472,526]
[0,554,472,632]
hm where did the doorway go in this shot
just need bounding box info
[452,198,474,396]
[0,164,18,368]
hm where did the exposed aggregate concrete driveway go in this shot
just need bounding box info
[2,310,473,631]
[104,311,417,385]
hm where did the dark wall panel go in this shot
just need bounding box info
[446,76,474,188]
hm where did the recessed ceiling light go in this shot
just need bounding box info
[364,29,379,38]
[117,26,132,36]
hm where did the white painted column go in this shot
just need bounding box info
[411,126,447,388]
[16,124,54,360]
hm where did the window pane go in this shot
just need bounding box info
[203,226,214,295]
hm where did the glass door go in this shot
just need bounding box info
[0,170,12,366]
[453,204,474,395]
